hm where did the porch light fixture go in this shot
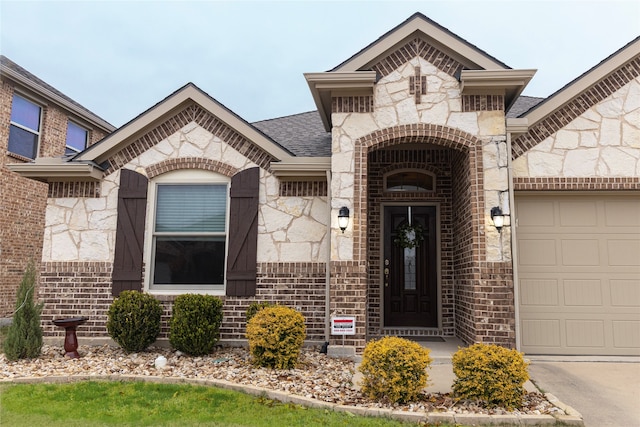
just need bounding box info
[338,207,350,233]
[491,206,505,232]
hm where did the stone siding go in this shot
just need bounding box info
[513,77,640,178]
[43,121,329,267]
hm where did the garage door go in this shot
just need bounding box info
[516,195,640,356]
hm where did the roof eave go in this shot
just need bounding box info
[522,38,640,126]
[6,160,103,182]
[304,71,378,131]
[332,14,510,73]
[460,69,537,111]
[0,64,115,133]
[270,157,331,177]
[75,84,294,165]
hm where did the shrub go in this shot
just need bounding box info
[246,306,306,369]
[106,291,161,353]
[3,261,43,360]
[358,336,432,403]
[452,343,530,410]
[246,301,273,323]
[169,294,223,356]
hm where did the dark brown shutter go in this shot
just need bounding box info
[226,167,259,296]
[112,169,148,296]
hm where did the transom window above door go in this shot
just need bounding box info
[384,170,435,192]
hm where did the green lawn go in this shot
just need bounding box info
[0,381,426,427]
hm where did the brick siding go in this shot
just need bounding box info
[39,261,328,343]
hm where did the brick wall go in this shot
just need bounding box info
[1,78,109,317]
[366,148,455,338]
[39,261,328,343]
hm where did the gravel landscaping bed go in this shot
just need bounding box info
[0,344,563,417]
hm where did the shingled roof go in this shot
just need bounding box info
[252,111,331,157]
[252,95,545,157]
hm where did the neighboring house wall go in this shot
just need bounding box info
[39,110,329,343]
[0,77,108,317]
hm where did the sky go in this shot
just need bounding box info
[1,0,639,128]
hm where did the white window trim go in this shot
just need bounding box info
[9,93,43,159]
[143,169,230,295]
[65,120,89,154]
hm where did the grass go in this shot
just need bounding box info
[0,381,428,427]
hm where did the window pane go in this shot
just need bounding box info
[386,171,433,192]
[153,236,225,285]
[156,184,227,232]
[11,95,41,131]
[66,121,88,153]
[8,124,38,159]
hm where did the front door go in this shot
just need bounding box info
[383,206,438,327]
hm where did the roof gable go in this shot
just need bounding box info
[74,83,295,169]
[332,12,510,73]
[512,37,640,158]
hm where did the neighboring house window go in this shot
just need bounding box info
[147,170,229,292]
[385,170,435,192]
[65,121,88,154]
[8,94,42,159]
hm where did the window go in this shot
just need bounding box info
[385,170,435,192]
[8,94,42,159]
[147,170,229,292]
[65,121,88,154]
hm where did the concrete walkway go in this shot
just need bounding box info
[528,360,640,427]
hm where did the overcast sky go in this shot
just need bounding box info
[1,1,638,127]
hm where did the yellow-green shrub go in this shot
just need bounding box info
[245,306,306,369]
[358,336,432,404]
[452,343,529,410]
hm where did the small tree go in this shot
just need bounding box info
[3,261,44,360]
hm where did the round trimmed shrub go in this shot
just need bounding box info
[358,336,432,403]
[169,294,223,356]
[106,291,161,353]
[452,343,530,410]
[246,301,273,324]
[246,305,306,369]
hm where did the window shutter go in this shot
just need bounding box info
[226,167,259,296]
[112,169,148,296]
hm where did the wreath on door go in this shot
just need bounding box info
[394,222,424,249]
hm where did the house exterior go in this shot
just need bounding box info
[0,56,115,317]
[9,14,639,356]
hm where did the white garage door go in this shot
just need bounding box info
[516,195,640,356]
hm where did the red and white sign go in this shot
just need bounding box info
[331,316,356,335]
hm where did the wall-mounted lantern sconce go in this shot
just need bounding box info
[491,206,505,232]
[338,207,350,233]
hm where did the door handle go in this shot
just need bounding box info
[384,259,389,287]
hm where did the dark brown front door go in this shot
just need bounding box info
[383,206,438,327]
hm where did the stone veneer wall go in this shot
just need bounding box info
[366,148,455,338]
[513,77,640,178]
[0,78,107,317]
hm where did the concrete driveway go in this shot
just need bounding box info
[528,360,640,427]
